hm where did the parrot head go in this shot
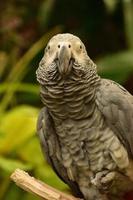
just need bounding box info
[36,33,97,84]
[43,33,88,76]
[37,33,97,77]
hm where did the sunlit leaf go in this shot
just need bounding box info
[0,156,32,174]
[0,105,39,154]
[0,83,39,95]
[18,137,44,166]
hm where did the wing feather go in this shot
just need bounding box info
[37,107,83,197]
[96,79,133,157]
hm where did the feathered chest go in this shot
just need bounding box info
[40,78,97,120]
[36,60,101,119]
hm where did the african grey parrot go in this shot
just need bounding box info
[36,33,133,200]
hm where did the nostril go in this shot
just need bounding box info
[58,45,60,48]
[68,44,71,48]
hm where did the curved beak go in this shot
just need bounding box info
[56,45,73,75]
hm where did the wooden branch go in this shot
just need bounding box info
[10,169,81,200]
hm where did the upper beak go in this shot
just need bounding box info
[56,45,73,75]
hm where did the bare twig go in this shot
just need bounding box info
[10,169,80,200]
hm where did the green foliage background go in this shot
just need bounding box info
[0,0,133,199]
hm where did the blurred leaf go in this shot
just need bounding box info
[0,51,8,78]
[18,137,44,166]
[3,185,21,200]
[0,26,62,113]
[97,50,133,83]
[2,182,31,200]
[35,164,68,191]
[0,178,10,200]
[123,0,133,49]
[0,105,39,154]
[103,0,118,12]
[6,26,61,82]
[22,193,39,200]
[0,156,32,174]
[38,0,55,28]
[0,83,39,95]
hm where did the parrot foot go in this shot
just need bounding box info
[79,186,108,200]
[91,171,115,191]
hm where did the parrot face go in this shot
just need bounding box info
[36,33,133,200]
[37,33,93,79]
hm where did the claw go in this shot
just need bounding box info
[91,171,116,191]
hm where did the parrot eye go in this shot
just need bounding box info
[80,45,82,49]
[48,45,50,50]
[58,45,60,48]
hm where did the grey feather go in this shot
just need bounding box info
[37,107,83,198]
[96,79,133,157]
